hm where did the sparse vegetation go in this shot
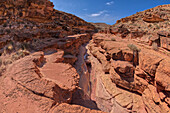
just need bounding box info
[127,44,141,52]
[12,49,30,61]
[7,44,13,51]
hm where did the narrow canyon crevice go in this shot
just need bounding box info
[71,43,100,110]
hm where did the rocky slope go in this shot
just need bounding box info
[110,4,170,50]
[90,23,111,33]
[0,0,96,53]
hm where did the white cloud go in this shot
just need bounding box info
[90,10,107,17]
[106,1,114,5]
[81,13,116,25]
[104,14,110,16]
[83,9,87,11]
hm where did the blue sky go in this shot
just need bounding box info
[50,0,170,25]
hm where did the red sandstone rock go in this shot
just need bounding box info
[112,60,135,78]
[88,33,170,113]
[142,86,169,113]
[155,59,170,91]
[143,15,165,23]
[139,52,163,77]
[50,103,104,113]
[0,52,80,113]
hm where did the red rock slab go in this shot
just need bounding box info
[155,59,170,91]
[0,52,57,113]
[0,52,79,113]
[40,63,79,90]
[112,60,135,78]
[44,50,64,63]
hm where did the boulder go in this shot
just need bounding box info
[143,15,165,23]
[155,59,170,91]
[112,60,135,78]
[139,52,163,77]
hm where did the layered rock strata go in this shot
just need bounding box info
[85,33,170,113]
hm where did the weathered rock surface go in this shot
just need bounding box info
[0,52,79,112]
[0,32,100,112]
[0,0,99,112]
[109,4,170,50]
[86,33,170,113]
[155,59,170,91]
[0,0,96,55]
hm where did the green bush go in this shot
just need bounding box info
[127,44,141,52]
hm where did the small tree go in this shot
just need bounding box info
[127,44,141,52]
[127,44,140,66]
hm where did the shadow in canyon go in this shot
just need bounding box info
[71,89,100,110]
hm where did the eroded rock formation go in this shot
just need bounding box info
[0,0,101,113]
[85,33,170,113]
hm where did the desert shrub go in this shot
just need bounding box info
[11,49,30,61]
[7,44,13,51]
[111,38,116,41]
[19,42,32,50]
[4,44,14,54]
[127,44,141,52]
[152,42,158,51]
